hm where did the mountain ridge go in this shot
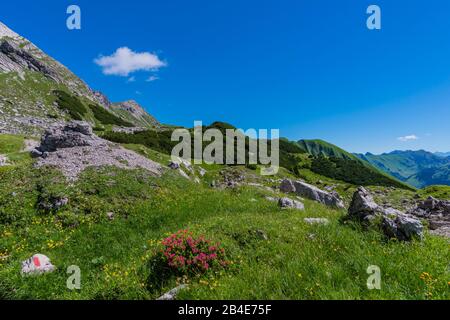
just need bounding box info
[0,21,159,134]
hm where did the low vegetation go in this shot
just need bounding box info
[0,133,448,300]
[311,156,414,190]
[89,104,134,127]
[53,90,87,121]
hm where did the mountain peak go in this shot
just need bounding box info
[111,100,160,128]
[114,100,145,114]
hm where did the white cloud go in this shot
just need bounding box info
[126,76,136,83]
[95,47,167,77]
[146,75,159,82]
[397,134,419,142]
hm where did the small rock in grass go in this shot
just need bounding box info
[198,167,207,177]
[106,212,115,221]
[256,230,268,240]
[279,197,305,210]
[304,218,329,225]
[21,254,55,275]
[30,148,43,158]
[168,161,180,170]
[157,284,187,300]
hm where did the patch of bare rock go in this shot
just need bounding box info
[32,121,162,180]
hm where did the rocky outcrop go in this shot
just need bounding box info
[37,121,104,153]
[347,187,424,241]
[0,40,57,81]
[92,90,112,109]
[33,121,162,180]
[407,197,450,238]
[347,186,384,223]
[382,213,424,241]
[280,179,345,208]
[280,179,296,193]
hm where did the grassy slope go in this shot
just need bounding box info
[357,151,450,188]
[0,134,32,168]
[0,134,449,300]
[406,164,450,189]
[110,107,159,129]
[294,141,412,190]
[297,139,359,161]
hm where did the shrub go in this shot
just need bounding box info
[103,130,176,155]
[53,90,87,120]
[89,104,134,127]
[161,229,229,274]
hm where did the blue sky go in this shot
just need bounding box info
[1,0,450,154]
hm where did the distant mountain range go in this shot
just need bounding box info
[294,139,450,189]
[434,152,450,158]
[355,150,450,188]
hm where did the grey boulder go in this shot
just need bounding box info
[348,187,423,241]
[38,121,102,153]
[281,179,345,209]
[278,197,305,210]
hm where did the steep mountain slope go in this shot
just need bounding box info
[356,150,450,188]
[0,21,158,134]
[111,100,160,128]
[406,163,450,188]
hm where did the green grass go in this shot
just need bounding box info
[0,151,449,300]
[0,134,24,154]
[122,144,172,165]
[0,135,32,169]
[418,185,450,199]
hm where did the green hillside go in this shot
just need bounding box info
[297,139,359,161]
[295,140,412,190]
[406,164,450,188]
